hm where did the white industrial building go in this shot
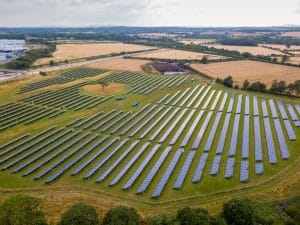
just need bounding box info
[0,39,27,61]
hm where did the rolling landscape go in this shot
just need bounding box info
[0,1,300,225]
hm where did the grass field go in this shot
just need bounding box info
[0,67,300,222]
[135,49,227,60]
[190,60,300,87]
[204,44,285,56]
[88,58,151,72]
[33,43,155,65]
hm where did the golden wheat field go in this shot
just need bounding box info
[288,57,300,65]
[190,60,300,87]
[259,44,300,51]
[204,44,285,56]
[88,58,151,72]
[135,49,226,60]
[34,43,154,65]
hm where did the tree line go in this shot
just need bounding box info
[216,76,300,96]
[0,194,299,225]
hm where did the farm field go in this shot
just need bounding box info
[204,44,285,56]
[288,57,300,65]
[179,39,216,45]
[0,65,300,221]
[259,44,300,51]
[135,49,227,60]
[281,32,300,38]
[33,43,155,65]
[190,60,300,87]
[88,58,151,72]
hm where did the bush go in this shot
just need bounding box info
[223,198,254,225]
[147,213,174,225]
[0,195,47,225]
[176,207,210,225]
[58,203,99,225]
[102,206,140,225]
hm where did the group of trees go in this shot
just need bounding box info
[0,195,299,225]
[216,76,300,96]
[242,79,300,95]
[5,42,56,70]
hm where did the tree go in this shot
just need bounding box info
[293,80,300,95]
[102,206,140,225]
[200,56,208,64]
[210,217,227,225]
[147,213,174,225]
[49,60,55,66]
[270,80,278,93]
[0,195,47,225]
[248,82,266,92]
[222,76,233,88]
[242,80,250,90]
[223,198,254,225]
[99,81,108,90]
[277,80,286,94]
[176,207,210,225]
[58,203,99,225]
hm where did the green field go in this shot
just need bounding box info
[0,68,299,219]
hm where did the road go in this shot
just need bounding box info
[0,48,167,83]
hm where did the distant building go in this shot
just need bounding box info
[0,39,27,61]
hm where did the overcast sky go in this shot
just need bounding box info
[0,0,300,27]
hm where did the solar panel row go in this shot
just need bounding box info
[204,112,222,151]
[225,158,235,178]
[228,114,240,156]
[210,155,221,175]
[210,91,222,111]
[216,113,231,154]
[218,93,228,112]
[240,160,249,182]
[192,111,213,149]
[241,115,249,159]
[192,153,208,183]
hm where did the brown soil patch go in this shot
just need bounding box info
[88,58,151,72]
[34,43,154,65]
[83,83,126,96]
[191,60,300,87]
[136,49,226,60]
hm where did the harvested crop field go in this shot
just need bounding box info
[190,60,300,86]
[204,44,284,56]
[88,58,151,72]
[288,57,300,65]
[281,32,300,38]
[83,83,126,96]
[135,49,226,60]
[179,39,216,45]
[34,43,154,65]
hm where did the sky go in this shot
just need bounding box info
[0,0,300,27]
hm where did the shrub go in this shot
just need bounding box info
[102,206,140,225]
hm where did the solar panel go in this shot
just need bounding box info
[204,112,222,151]
[172,88,191,106]
[187,86,205,108]
[216,113,231,154]
[225,158,235,178]
[254,117,263,161]
[209,90,222,111]
[240,160,249,182]
[218,93,228,112]
[170,109,196,145]
[149,107,180,141]
[179,85,199,107]
[82,138,127,179]
[295,104,300,116]
[139,107,172,139]
[255,163,264,175]
[192,111,213,149]
[137,146,172,193]
[157,94,171,104]
[277,100,288,120]
[244,95,250,115]
[181,110,205,147]
[159,109,188,143]
[269,99,278,119]
[110,142,150,186]
[263,117,277,164]
[235,94,242,114]
[192,153,208,183]
[173,151,196,189]
[152,149,183,198]
[261,99,268,118]
[194,86,212,109]
[227,93,236,113]
[273,119,289,159]
[96,140,140,182]
[210,155,221,175]
[202,90,216,110]
[241,115,249,159]
[283,120,296,141]
[253,96,259,116]
[286,104,300,123]
[129,106,164,137]
[164,91,181,105]
[123,144,160,190]
[228,114,240,156]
